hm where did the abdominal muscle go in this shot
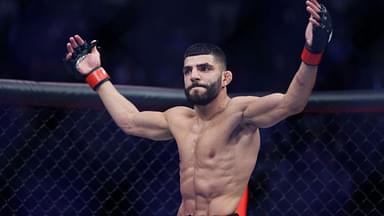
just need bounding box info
[177,145,250,216]
[170,105,260,215]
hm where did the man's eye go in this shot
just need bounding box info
[183,68,191,74]
[198,65,210,72]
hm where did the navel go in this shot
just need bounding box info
[208,150,215,159]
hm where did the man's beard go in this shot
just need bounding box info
[184,78,221,106]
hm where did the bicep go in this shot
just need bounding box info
[119,111,173,141]
[242,94,293,128]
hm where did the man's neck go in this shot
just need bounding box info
[194,90,230,121]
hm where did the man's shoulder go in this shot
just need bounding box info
[229,95,261,107]
[165,106,194,118]
[164,106,195,130]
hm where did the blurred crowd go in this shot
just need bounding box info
[0,0,383,92]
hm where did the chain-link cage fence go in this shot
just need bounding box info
[0,106,180,215]
[251,112,384,216]
[0,80,383,215]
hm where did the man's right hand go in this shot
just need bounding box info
[65,35,101,75]
[65,35,110,91]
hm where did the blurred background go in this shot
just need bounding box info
[0,0,383,93]
[0,1,384,215]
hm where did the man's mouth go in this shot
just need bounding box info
[191,86,205,89]
[189,84,207,91]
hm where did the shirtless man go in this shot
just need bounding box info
[64,0,332,215]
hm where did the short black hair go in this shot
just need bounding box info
[184,43,227,70]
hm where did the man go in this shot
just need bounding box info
[65,0,332,215]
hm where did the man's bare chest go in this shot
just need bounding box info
[174,119,257,164]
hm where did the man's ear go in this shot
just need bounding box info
[222,70,233,87]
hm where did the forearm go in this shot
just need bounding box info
[284,62,317,113]
[283,0,333,113]
[96,81,140,127]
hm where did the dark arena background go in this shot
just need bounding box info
[1,0,384,215]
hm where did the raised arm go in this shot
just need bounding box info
[65,35,173,141]
[242,0,333,128]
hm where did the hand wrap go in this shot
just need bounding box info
[85,66,110,91]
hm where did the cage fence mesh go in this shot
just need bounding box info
[0,105,383,216]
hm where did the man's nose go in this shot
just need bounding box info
[190,68,200,81]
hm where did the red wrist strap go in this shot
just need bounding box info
[301,47,323,66]
[86,67,110,90]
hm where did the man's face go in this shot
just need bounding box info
[183,55,223,106]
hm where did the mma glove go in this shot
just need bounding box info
[301,4,333,66]
[65,41,110,90]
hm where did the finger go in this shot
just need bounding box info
[69,36,78,48]
[306,6,321,21]
[66,43,74,53]
[65,52,72,61]
[74,34,85,46]
[309,17,320,27]
[90,40,98,54]
[65,43,74,60]
[306,0,320,13]
[309,0,321,9]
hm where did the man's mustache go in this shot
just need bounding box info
[187,83,209,91]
